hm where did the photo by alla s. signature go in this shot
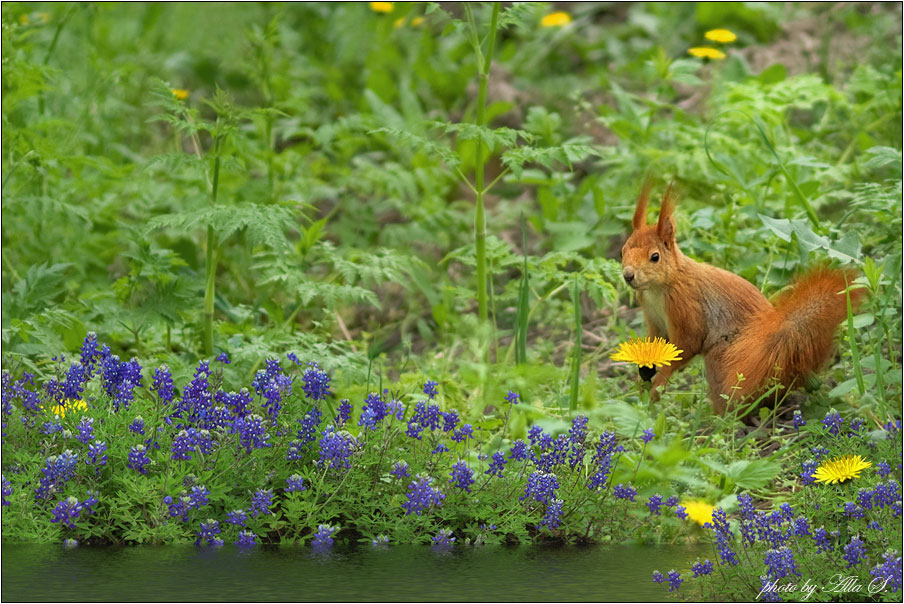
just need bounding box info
[758,574,896,600]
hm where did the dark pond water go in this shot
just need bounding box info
[2,543,705,602]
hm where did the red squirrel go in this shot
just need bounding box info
[620,182,862,414]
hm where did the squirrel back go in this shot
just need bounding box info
[621,183,863,413]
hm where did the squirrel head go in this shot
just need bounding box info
[620,181,679,290]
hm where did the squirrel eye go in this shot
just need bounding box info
[650,252,660,263]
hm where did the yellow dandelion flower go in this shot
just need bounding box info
[688,47,726,60]
[171,89,189,101]
[813,455,872,485]
[682,500,715,527]
[41,398,87,419]
[38,12,50,24]
[394,16,425,28]
[369,2,394,13]
[19,14,30,25]
[610,337,683,369]
[705,29,737,43]
[540,12,572,27]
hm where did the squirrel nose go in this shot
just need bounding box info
[623,268,635,284]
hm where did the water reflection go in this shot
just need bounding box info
[2,543,705,602]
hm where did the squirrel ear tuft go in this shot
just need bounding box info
[632,177,652,231]
[656,182,677,246]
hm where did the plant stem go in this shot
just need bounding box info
[467,1,501,324]
[202,136,222,357]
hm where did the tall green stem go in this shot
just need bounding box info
[468,2,501,324]
[203,137,221,356]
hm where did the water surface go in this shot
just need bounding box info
[2,543,703,601]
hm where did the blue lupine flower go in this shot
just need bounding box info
[691,560,713,577]
[50,491,99,529]
[285,474,306,493]
[215,352,230,364]
[665,495,679,508]
[371,535,390,547]
[613,484,636,502]
[843,502,865,519]
[431,528,455,548]
[391,461,410,480]
[62,362,86,401]
[647,494,663,515]
[710,508,739,566]
[870,551,902,592]
[312,524,336,548]
[441,410,460,433]
[35,450,79,500]
[792,410,805,429]
[540,498,564,530]
[822,410,844,436]
[868,521,883,531]
[218,389,252,418]
[127,445,151,474]
[1,474,12,506]
[388,399,405,421]
[195,518,221,546]
[302,361,331,401]
[800,459,818,486]
[667,570,682,592]
[813,527,834,553]
[810,446,830,460]
[79,333,101,379]
[509,440,529,461]
[758,576,782,603]
[410,401,442,432]
[252,359,292,420]
[641,429,655,444]
[527,425,545,447]
[423,380,438,399]
[235,530,257,547]
[652,571,664,583]
[249,489,273,518]
[877,460,892,478]
[164,485,210,522]
[358,392,389,431]
[232,414,271,454]
[129,416,145,436]
[318,426,356,472]
[843,535,867,568]
[791,516,810,537]
[86,441,107,472]
[296,407,322,448]
[335,399,352,426]
[226,509,247,526]
[401,475,445,516]
[676,505,688,520]
[764,547,800,579]
[485,452,506,477]
[42,421,63,435]
[521,471,559,504]
[432,443,449,455]
[449,460,475,492]
[286,440,305,461]
[505,390,520,405]
[451,423,474,444]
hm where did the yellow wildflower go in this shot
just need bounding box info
[171,89,189,101]
[610,337,683,369]
[42,399,87,419]
[682,500,715,527]
[540,12,572,27]
[369,2,394,13]
[705,29,737,43]
[813,455,872,485]
[688,47,726,60]
[38,12,50,24]
[19,14,29,25]
[394,16,425,28]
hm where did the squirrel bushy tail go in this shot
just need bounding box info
[719,267,863,406]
